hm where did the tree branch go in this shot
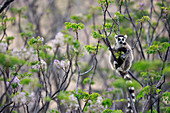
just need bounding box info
[0,0,14,14]
[125,0,145,59]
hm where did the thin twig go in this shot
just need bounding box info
[0,102,13,112]
[128,71,144,87]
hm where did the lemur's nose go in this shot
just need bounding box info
[120,41,123,44]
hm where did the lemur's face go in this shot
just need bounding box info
[115,35,127,45]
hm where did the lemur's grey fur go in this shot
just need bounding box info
[110,34,135,113]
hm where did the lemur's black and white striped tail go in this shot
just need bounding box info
[119,71,135,113]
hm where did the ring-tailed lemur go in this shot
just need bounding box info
[110,34,135,113]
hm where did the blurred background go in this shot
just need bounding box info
[0,0,170,112]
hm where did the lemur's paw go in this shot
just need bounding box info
[117,67,123,71]
[113,61,118,69]
[121,54,127,60]
[114,61,118,64]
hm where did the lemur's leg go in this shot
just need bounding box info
[117,67,123,71]
[122,56,131,71]
[113,61,118,69]
[121,50,130,60]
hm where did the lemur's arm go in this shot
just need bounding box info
[120,49,131,60]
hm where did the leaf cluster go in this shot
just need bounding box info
[85,44,102,54]
[98,0,115,5]
[83,77,95,85]
[65,22,85,32]
[103,109,123,113]
[147,42,170,54]
[92,31,105,40]
[137,85,150,100]
[0,53,25,67]
[136,16,150,25]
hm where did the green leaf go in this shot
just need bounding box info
[50,109,59,113]
[83,77,90,84]
[44,96,52,102]
[20,72,32,78]
[103,109,114,113]
[156,89,161,94]
[20,78,31,85]
[20,31,34,37]
[165,107,170,113]
[0,53,25,67]
[65,22,85,32]
[28,38,38,45]
[162,92,170,104]
[137,85,150,100]
[6,36,15,41]
[90,93,100,101]
[58,91,70,101]
[73,40,80,49]
[92,31,100,39]
[85,44,102,54]
[98,0,114,5]
[147,42,170,54]
[12,110,18,113]
[102,98,112,107]
[155,3,162,7]
[11,83,19,89]
[103,109,123,113]
[78,23,85,29]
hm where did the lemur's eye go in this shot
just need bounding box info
[122,39,124,41]
[118,38,120,41]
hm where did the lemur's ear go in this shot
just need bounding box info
[124,35,127,39]
[115,35,118,39]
